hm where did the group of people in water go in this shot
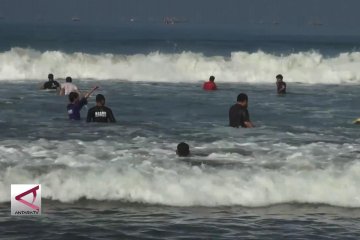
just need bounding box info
[202,74,286,129]
[42,73,116,122]
[42,72,287,157]
[177,74,287,157]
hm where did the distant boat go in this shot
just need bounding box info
[72,17,80,22]
[163,16,188,25]
[164,17,174,25]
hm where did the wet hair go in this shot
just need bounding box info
[48,73,54,80]
[96,94,105,103]
[177,142,190,157]
[69,92,79,103]
[237,93,248,102]
[209,76,215,81]
[66,77,72,83]
[276,74,283,80]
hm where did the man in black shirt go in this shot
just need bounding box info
[229,93,254,128]
[42,73,60,90]
[86,94,116,123]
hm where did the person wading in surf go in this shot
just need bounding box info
[67,86,98,120]
[203,76,217,91]
[229,93,254,128]
[276,74,287,94]
[86,94,116,123]
[41,73,60,90]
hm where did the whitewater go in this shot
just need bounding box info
[1,47,360,83]
[0,79,359,208]
[1,140,360,207]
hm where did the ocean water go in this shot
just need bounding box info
[0,23,360,239]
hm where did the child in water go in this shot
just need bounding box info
[67,86,98,120]
[276,74,287,94]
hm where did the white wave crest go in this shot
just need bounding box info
[1,47,360,83]
[1,162,360,207]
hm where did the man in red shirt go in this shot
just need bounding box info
[203,76,217,91]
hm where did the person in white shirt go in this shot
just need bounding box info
[59,76,79,96]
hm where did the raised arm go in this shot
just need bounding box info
[84,86,99,99]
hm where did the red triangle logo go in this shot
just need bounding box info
[15,185,40,211]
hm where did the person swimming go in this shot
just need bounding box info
[176,142,190,157]
[203,76,217,91]
[276,74,286,94]
[86,94,116,123]
[42,73,60,90]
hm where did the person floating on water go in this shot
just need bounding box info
[229,93,254,128]
[67,86,98,120]
[86,94,116,123]
[203,75,217,91]
[60,76,79,96]
[276,74,286,94]
[42,73,60,90]
[176,142,190,157]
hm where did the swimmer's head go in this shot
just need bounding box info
[237,93,248,107]
[276,74,283,81]
[48,73,54,81]
[176,142,190,157]
[96,94,106,105]
[69,92,79,103]
[209,76,215,82]
[66,77,72,83]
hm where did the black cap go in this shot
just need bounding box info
[96,94,105,102]
[66,76,72,82]
[48,73,54,80]
[209,76,215,81]
[237,93,248,102]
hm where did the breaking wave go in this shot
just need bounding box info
[1,161,360,207]
[1,47,360,83]
[0,138,359,208]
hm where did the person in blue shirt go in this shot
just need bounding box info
[67,86,98,120]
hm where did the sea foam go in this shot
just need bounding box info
[1,47,360,83]
[1,161,359,207]
[1,138,359,208]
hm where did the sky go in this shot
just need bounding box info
[0,0,359,30]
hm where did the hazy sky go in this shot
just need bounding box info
[0,0,359,28]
